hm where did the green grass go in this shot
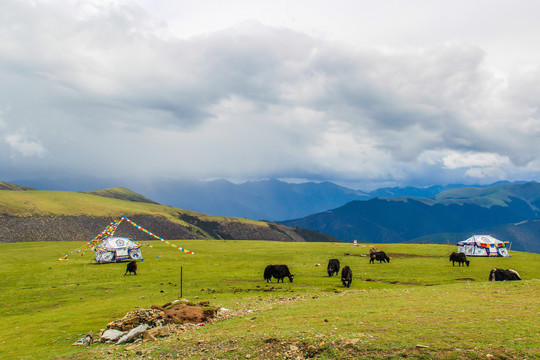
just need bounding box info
[0,241,538,359]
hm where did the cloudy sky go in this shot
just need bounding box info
[1,0,539,190]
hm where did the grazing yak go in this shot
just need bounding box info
[124,261,137,275]
[264,264,294,283]
[449,252,470,267]
[489,268,521,281]
[327,259,340,277]
[341,266,352,288]
[369,251,390,264]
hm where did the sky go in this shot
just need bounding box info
[1,0,539,190]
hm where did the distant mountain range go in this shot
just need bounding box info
[3,178,539,253]
[281,182,540,253]
[8,176,521,221]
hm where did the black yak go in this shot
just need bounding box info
[341,266,352,288]
[449,252,470,267]
[264,264,294,283]
[369,251,390,264]
[489,268,521,281]
[124,261,137,275]
[327,259,340,277]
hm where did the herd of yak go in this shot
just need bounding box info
[124,249,521,286]
[262,250,522,287]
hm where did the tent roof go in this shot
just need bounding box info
[97,236,139,250]
[458,235,506,245]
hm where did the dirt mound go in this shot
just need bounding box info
[107,301,218,332]
[151,301,217,324]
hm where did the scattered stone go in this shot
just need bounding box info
[486,354,494,358]
[145,325,171,338]
[108,309,165,331]
[344,338,361,345]
[72,331,93,346]
[101,329,124,343]
[116,324,149,345]
[142,332,157,342]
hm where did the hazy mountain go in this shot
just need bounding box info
[280,182,540,253]
[8,176,532,221]
[368,181,518,198]
[137,178,370,221]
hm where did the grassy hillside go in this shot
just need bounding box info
[435,181,540,210]
[0,189,337,243]
[0,181,34,191]
[80,187,160,204]
[0,241,538,360]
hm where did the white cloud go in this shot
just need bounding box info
[5,133,46,158]
[440,151,511,170]
[0,0,539,187]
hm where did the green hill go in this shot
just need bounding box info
[435,181,540,210]
[0,181,34,191]
[80,187,159,204]
[0,189,337,243]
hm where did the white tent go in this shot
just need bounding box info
[94,236,143,263]
[457,235,510,257]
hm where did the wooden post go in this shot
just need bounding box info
[180,266,183,298]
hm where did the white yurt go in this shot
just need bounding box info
[94,236,143,263]
[457,235,510,257]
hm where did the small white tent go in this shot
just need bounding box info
[457,235,510,257]
[59,215,196,262]
[94,236,143,263]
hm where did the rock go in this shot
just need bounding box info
[108,309,165,331]
[72,332,93,346]
[142,332,157,342]
[344,338,361,345]
[101,329,125,343]
[145,326,170,338]
[116,324,149,345]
